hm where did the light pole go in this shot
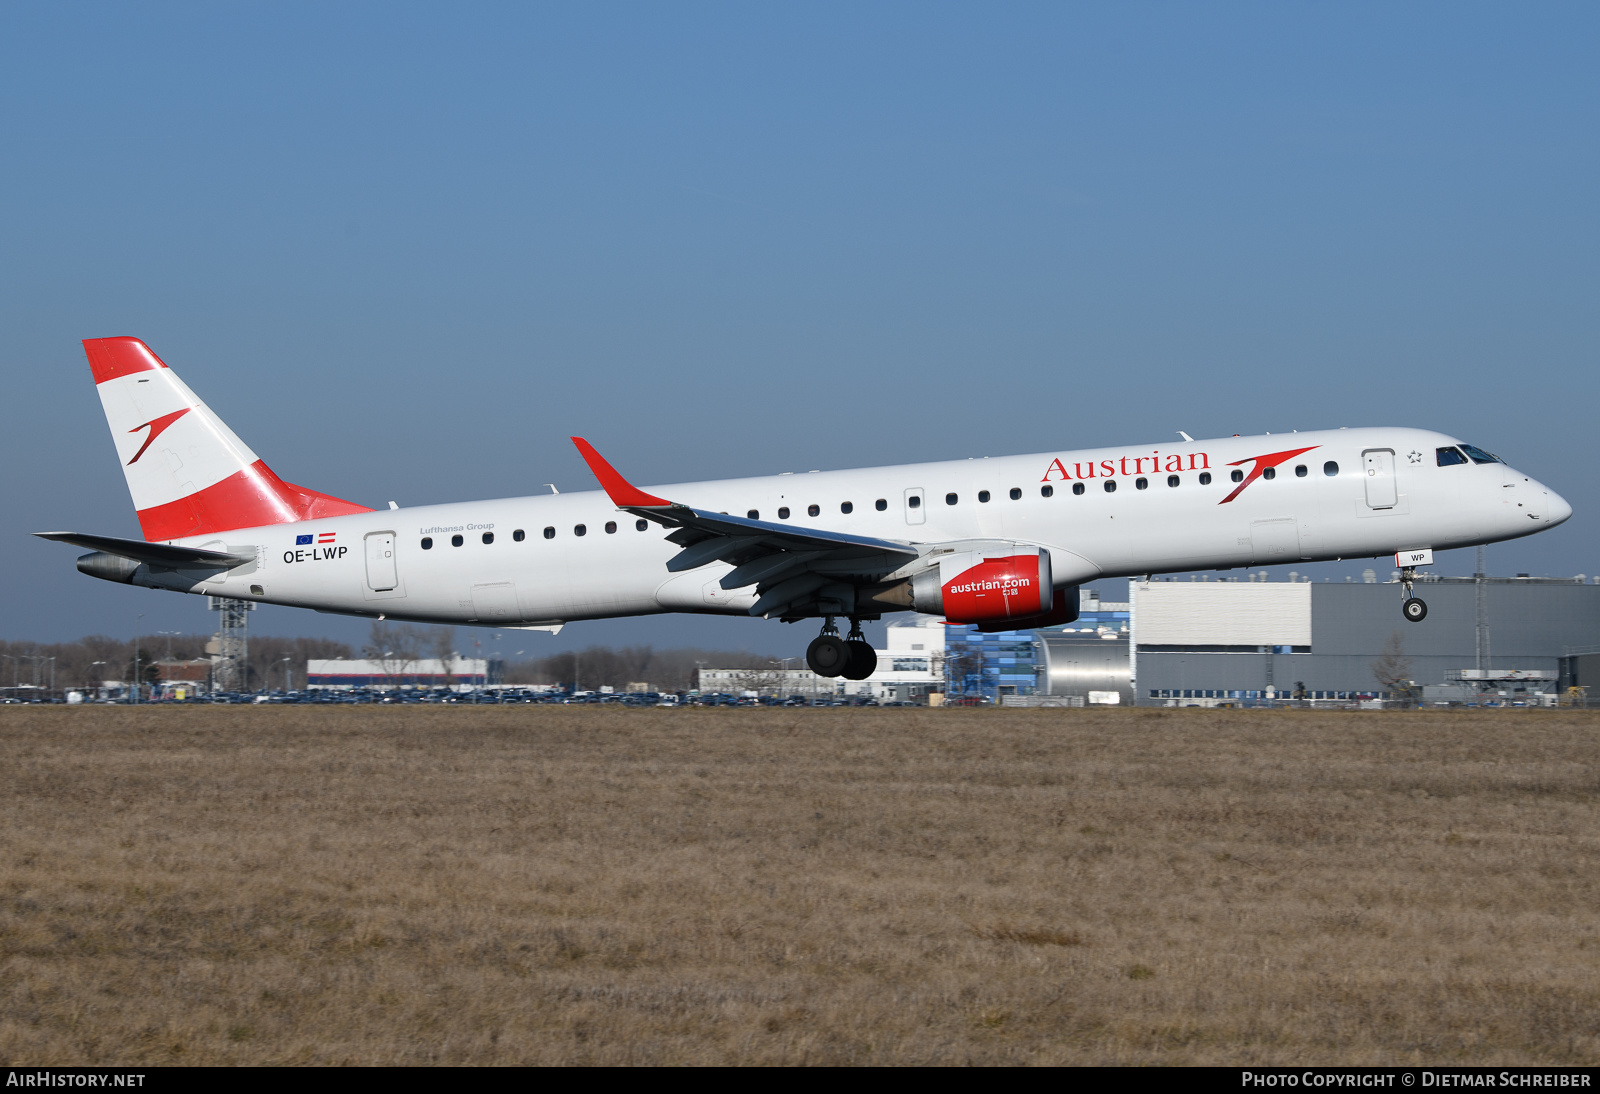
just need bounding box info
[280,657,292,692]
[20,656,55,701]
[770,658,799,702]
[130,614,145,704]
[157,630,181,662]
[91,662,106,701]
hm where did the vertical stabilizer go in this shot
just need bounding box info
[84,337,373,541]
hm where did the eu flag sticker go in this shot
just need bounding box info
[296,534,313,545]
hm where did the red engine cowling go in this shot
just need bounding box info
[909,548,1053,624]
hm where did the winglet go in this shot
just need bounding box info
[570,437,673,508]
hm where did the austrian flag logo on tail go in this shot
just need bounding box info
[126,407,191,465]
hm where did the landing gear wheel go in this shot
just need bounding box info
[1403,597,1428,623]
[842,641,878,681]
[807,635,849,677]
[838,618,877,681]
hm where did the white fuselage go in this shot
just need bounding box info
[149,427,1570,627]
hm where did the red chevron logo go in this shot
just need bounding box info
[1218,445,1321,504]
[127,407,191,465]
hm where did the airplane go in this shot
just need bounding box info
[37,337,1573,680]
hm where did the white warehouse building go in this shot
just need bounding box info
[697,615,946,701]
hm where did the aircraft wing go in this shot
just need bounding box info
[33,531,253,568]
[571,438,919,618]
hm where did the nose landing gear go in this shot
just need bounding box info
[1400,566,1427,622]
[805,617,879,679]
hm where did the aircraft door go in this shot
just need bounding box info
[904,487,926,525]
[364,532,398,591]
[1362,449,1397,510]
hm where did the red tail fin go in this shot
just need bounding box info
[86,337,373,540]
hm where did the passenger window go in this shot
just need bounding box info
[1135,477,1148,490]
[1262,468,1275,481]
[1323,461,1338,477]
[482,532,494,544]
[1167,475,1179,487]
[1103,480,1116,493]
[513,529,525,542]
[605,521,617,534]
[807,504,819,517]
[636,519,649,531]
[421,537,433,550]
[1041,485,1054,498]
[1230,469,1244,483]
[1199,472,1213,485]
[778,507,790,519]
[1436,447,1470,467]
[1009,488,1021,500]
[841,501,853,514]
[1071,483,1084,495]
[748,510,759,519]
[543,527,555,539]
[907,496,921,509]
[1294,465,1307,478]
[946,493,958,505]
[574,524,586,537]
[1459,444,1499,464]
[875,498,887,511]
[451,534,464,547]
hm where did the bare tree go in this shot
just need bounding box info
[431,626,458,689]
[0,633,356,697]
[728,666,785,695]
[365,623,426,689]
[1370,631,1414,699]
[502,646,779,692]
[248,635,355,691]
[946,647,986,697]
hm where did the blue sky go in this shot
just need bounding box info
[3,2,1596,657]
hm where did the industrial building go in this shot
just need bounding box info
[306,657,500,691]
[1131,572,1600,705]
[698,571,1599,707]
[698,591,1131,703]
[948,589,1131,703]
[697,615,947,702]
[1030,632,1134,706]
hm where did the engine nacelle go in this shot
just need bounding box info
[76,551,141,584]
[908,546,1053,624]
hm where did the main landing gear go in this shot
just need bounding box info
[806,617,878,680]
[1400,566,1428,623]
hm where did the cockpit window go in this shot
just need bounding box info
[1436,446,1470,467]
[1459,444,1500,465]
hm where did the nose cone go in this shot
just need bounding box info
[1546,486,1573,527]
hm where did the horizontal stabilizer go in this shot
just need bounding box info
[33,531,252,568]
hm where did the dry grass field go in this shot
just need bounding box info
[0,705,1596,1066]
